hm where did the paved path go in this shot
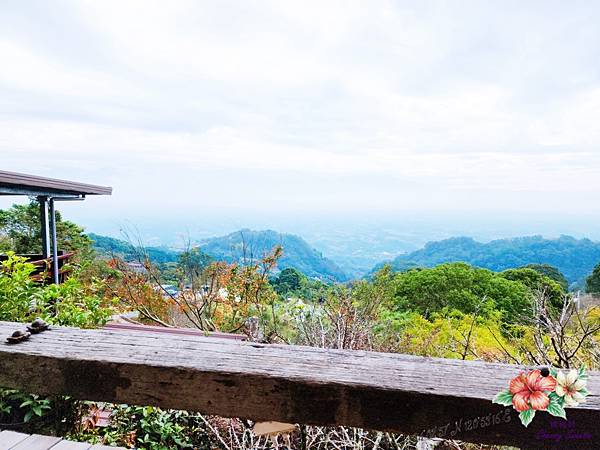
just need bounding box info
[0,430,125,450]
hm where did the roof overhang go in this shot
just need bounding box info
[0,170,112,197]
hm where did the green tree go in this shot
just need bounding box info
[271,267,307,296]
[522,263,569,291]
[0,201,91,254]
[586,263,600,294]
[387,262,532,323]
[501,268,565,309]
[177,247,212,285]
[0,234,11,253]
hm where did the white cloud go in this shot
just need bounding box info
[1,0,600,230]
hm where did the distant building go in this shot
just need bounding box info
[125,261,147,274]
[161,284,179,296]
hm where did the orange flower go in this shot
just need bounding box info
[509,370,556,411]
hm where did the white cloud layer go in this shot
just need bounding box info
[1,0,600,231]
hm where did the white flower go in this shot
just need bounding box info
[555,369,587,406]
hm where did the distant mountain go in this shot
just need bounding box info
[89,233,180,264]
[376,235,600,285]
[199,229,348,282]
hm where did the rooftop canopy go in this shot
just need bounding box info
[0,170,112,197]
[0,170,112,283]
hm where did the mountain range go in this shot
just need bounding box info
[379,235,600,286]
[90,230,348,282]
[90,231,600,288]
[89,233,180,263]
[198,229,348,281]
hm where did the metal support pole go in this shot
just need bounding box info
[49,198,59,284]
[38,196,50,258]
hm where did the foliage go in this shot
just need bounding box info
[586,262,600,294]
[522,263,569,291]
[73,406,418,450]
[105,258,173,328]
[386,262,533,323]
[384,235,600,285]
[0,389,81,436]
[270,267,328,301]
[376,309,518,361]
[0,201,92,255]
[0,253,116,435]
[177,247,212,284]
[271,267,307,296]
[279,284,381,350]
[112,246,282,334]
[523,290,600,368]
[0,253,116,327]
[0,390,52,424]
[72,405,214,450]
[500,267,565,310]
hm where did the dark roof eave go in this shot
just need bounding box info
[0,170,112,196]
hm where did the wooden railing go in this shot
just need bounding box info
[0,321,598,449]
[0,252,75,283]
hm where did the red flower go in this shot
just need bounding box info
[509,370,556,411]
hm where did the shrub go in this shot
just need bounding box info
[0,253,116,327]
[0,253,116,435]
[69,405,215,450]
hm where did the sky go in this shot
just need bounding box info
[1,1,600,244]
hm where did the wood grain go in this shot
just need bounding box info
[0,320,598,448]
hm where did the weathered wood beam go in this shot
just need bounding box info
[0,321,598,449]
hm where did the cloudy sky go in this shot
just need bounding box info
[1,1,600,240]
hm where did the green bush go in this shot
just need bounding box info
[70,405,214,450]
[0,253,116,435]
[388,262,533,323]
[0,253,115,327]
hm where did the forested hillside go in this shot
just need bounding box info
[382,235,600,285]
[91,230,348,282]
[199,229,348,281]
[89,233,180,263]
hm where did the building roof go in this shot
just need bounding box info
[0,170,112,197]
